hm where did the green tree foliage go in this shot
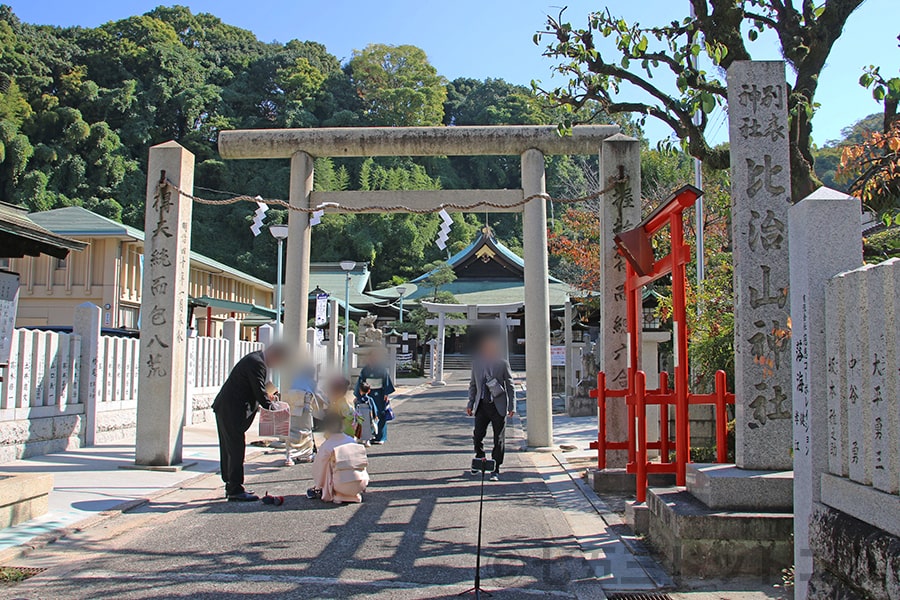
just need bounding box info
[0,5,605,287]
[348,44,447,126]
[535,0,868,201]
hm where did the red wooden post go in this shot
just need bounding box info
[715,370,728,463]
[597,371,607,470]
[659,371,670,463]
[635,371,648,503]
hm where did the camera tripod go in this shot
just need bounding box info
[460,458,493,598]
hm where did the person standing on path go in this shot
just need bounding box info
[467,334,515,481]
[355,347,395,445]
[212,344,288,501]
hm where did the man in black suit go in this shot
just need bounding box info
[212,344,288,501]
[466,334,516,481]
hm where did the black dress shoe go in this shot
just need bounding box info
[227,492,260,502]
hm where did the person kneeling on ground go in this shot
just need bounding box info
[308,413,369,504]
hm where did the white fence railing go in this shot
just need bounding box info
[96,335,140,412]
[0,312,275,460]
[0,329,81,420]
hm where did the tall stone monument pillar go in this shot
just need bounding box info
[135,141,194,467]
[727,61,793,471]
[788,188,862,598]
[521,148,553,448]
[599,134,641,467]
[284,151,313,354]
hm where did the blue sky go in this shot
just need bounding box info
[9,0,899,145]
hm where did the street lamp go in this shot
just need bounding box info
[339,260,356,376]
[269,225,289,342]
[396,286,407,324]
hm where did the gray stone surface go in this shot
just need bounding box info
[625,501,649,536]
[218,124,621,159]
[820,473,900,539]
[598,134,641,467]
[95,409,137,444]
[136,141,193,467]
[843,264,876,485]
[787,188,863,595]
[808,502,900,600]
[0,472,52,528]
[0,415,83,462]
[645,487,793,578]
[727,61,793,471]
[685,463,792,511]
[588,468,675,493]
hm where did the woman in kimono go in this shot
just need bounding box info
[308,413,368,504]
[354,347,395,445]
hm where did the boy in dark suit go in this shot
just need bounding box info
[212,344,288,501]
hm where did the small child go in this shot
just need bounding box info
[354,382,378,445]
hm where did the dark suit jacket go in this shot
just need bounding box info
[467,357,515,415]
[212,350,272,431]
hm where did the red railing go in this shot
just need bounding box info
[590,185,736,502]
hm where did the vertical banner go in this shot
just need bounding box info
[315,293,328,346]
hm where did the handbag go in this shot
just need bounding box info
[383,403,395,422]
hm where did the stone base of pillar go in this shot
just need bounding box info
[119,461,197,473]
[431,380,447,387]
[587,467,675,494]
[686,464,793,511]
[646,487,793,578]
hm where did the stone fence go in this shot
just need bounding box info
[789,189,899,599]
[0,303,265,462]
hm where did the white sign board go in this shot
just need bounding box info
[550,345,566,366]
[0,271,20,365]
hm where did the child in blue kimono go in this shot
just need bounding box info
[355,348,395,445]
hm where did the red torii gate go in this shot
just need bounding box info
[590,185,735,502]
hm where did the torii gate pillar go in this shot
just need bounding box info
[522,149,553,448]
[283,151,313,354]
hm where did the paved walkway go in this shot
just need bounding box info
[0,375,651,599]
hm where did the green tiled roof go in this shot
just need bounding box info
[29,206,272,289]
[0,202,86,259]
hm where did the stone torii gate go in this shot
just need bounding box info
[214,125,633,449]
[422,301,523,385]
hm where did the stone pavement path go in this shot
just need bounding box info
[1,382,613,600]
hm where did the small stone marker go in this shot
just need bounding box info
[727,61,793,471]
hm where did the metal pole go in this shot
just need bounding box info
[690,2,705,287]
[343,272,351,377]
[275,238,283,341]
[399,294,404,324]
